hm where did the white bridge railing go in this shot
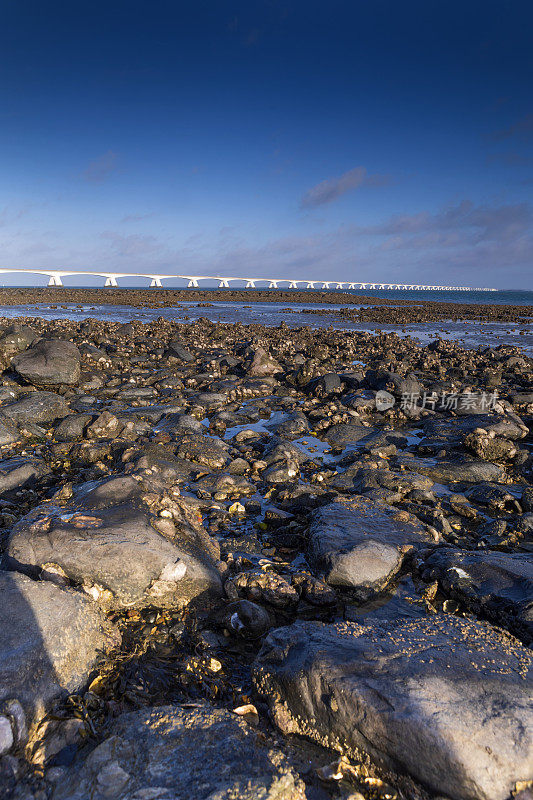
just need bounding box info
[0,269,496,291]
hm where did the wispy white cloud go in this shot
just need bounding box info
[490,112,533,142]
[0,200,530,288]
[487,151,533,167]
[100,230,165,257]
[0,202,36,226]
[363,200,532,243]
[82,151,118,184]
[300,166,392,209]
[121,212,155,223]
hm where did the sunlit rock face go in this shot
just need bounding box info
[253,615,533,800]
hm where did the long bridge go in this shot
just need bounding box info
[0,269,496,291]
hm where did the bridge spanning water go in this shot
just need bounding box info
[0,269,495,291]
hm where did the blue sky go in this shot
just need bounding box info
[1,0,532,288]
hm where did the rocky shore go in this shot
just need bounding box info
[0,287,532,324]
[0,313,531,800]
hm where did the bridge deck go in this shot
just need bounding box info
[0,269,496,291]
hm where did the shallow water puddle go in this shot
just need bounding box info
[292,435,332,461]
[431,482,455,496]
[222,416,273,441]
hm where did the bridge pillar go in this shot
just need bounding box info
[104,276,118,287]
[335,282,344,289]
[47,274,63,287]
[187,279,199,288]
[289,281,298,289]
[150,278,163,288]
[218,280,230,288]
[268,281,278,289]
[321,282,330,289]
[306,282,315,289]
[245,281,255,288]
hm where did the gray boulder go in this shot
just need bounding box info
[331,465,433,495]
[365,368,422,399]
[0,456,51,496]
[308,498,434,597]
[53,705,305,800]
[510,391,533,407]
[424,548,533,642]
[267,411,310,440]
[396,454,506,484]
[346,575,428,624]
[12,338,81,386]
[193,472,256,499]
[245,346,281,377]
[0,571,118,729]
[0,324,37,364]
[155,413,204,436]
[0,413,19,446]
[325,423,376,450]
[357,429,409,450]
[175,434,230,469]
[86,410,125,440]
[130,447,209,486]
[1,391,70,424]
[165,340,195,361]
[306,372,344,396]
[0,387,18,403]
[7,474,222,610]
[464,430,518,461]
[54,413,93,442]
[253,616,533,800]
[263,440,311,466]
[423,413,528,442]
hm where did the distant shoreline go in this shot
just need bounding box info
[0,286,407,307]
[0,286,531,324]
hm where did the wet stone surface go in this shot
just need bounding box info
[0,312,530,800]
[307,498,434,597]
[253,615,533,800]
[52,705,306,800]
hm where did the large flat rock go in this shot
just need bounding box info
[253,616,533,800]
[307,498,434,597]
[1,391,70,424]
[0,571,118,728]
[0,456,51,496]
[0,413,19,446]
[324,423,377,450]
[424,547,533,643]
[396,455,506,484]
[53,705,305,800]
[330,465,433,495]
[423,413,528,442]
[7,474,222,610]
[12,338,81,386]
